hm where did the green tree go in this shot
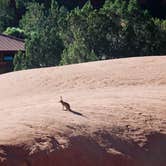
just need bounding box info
[20,2,45,33]
[15,0,64,69]
[13,51,27,71]
[61,31,98,65]
[25,29,64,68]
[63,1,123,59]
[3,27,26,39]
[123,0,161,56]
[0,0,17,32]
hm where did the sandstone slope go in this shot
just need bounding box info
[0,56,166,166]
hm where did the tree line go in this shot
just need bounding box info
[0,0,166,70]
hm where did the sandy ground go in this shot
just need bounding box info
[0,56,165,166]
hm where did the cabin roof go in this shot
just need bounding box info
[0,34,25,52]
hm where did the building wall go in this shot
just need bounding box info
[0,51,14,74]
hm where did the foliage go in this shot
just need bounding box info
[3,27,26,39]
[61,30,98,65]
[0,0,166,71]
[0,0,17,32]
[25,29,64,68]
[13,51,27,71]
[16,1,64,69]
[20,2,46,33]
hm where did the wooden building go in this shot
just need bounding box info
[0,34,25,74]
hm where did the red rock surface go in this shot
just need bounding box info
[0,56,166,166]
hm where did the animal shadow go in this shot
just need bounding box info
[69,109,85,117]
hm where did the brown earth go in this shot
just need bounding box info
[0,56,166,166]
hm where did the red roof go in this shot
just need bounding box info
[0,34,25,52]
